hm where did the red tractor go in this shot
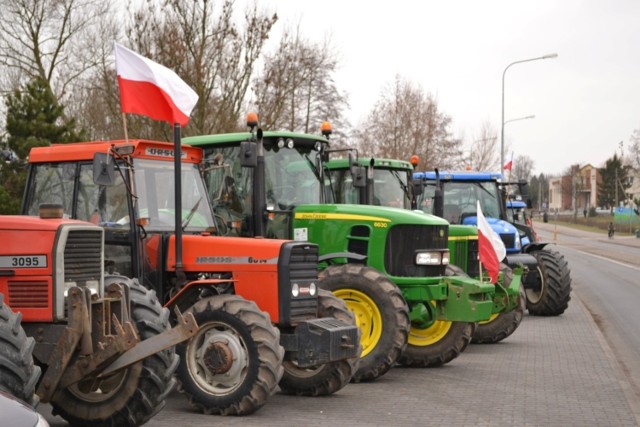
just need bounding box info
[0,206,198,427]
[20,139,361,416]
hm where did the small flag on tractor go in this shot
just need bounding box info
[476,201,506,283]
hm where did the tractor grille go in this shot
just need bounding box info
[385,224,448,277]
[63,229,102,285]
[499,233,516,250]
[466,239,480,277]
[281,242,319,324]
[7,280,49,308]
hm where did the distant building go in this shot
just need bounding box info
[547,164,601,212]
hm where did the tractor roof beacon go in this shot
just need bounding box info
[20,139,361,416]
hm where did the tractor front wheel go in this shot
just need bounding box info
[398,319,476,367]
[526,248,572,316]
[176,294,284,415]
[278,289,361,396]
[319,264,409,382]
[0,293,40,407]
[51,278,179,427]
[472,264,525,344]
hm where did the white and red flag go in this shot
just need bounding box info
[503,152,513,171]
[476,201,506,283]
[114,42,198,126]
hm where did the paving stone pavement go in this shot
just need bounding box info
[127,291,638,427]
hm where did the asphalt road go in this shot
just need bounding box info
[39,221,640,427]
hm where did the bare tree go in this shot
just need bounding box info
[511,154,535,182]
[467,120,499,171]
[252,26,349,135]
[629,127,640,170]
[352,75,463,169]
[65,0,278,140]
[0,0,115,102]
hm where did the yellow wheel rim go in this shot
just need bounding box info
[479,313,499,325]
[333,289,382,358]
[408,320,452,346]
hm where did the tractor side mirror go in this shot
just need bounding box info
[93,152,115,186]
[411,179,423,197]
[240,140,257,168]
[348,152,366,188]
[352,166,366,188]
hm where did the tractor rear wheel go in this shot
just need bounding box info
[526,248,572,316]
[0,293,40,407]
[176,294,284,415]
[51,278,178,427]
[318,264,409,382]
[472,264,525,344]
[279,289,361,396]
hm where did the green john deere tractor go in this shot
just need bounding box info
[184,118,522,382]
[324,156,525,344]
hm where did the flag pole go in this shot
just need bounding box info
[173,122,186,286]
[121,112,129,142]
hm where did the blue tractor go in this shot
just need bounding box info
[414,171,571,316]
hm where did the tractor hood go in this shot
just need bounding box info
[293,203,450,227]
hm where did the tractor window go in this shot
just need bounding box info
[24,163,76,217]
[77,164,129,225]
[372,169,410,208]
[202,147,253,237]
[326,169,359,204]
[264,148,321,208]
[132,159,215,232]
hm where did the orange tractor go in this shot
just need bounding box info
[19,139,360,416]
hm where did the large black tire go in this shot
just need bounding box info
[399,321,475,367]
[0,293,40,407]
[279,289,361,396]
[176,294,284,415]
[51,277,179,427]
[397,265,475,367]
[318,264,409,382]
[526,248,572,316]
[472,264,525,344]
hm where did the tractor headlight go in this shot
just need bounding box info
[415,250,450,266]
[291,282,317,298]
[63,280,101,297]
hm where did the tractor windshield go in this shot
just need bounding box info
[327,167,411,208]
[203,142,324,238]
[132,159,215,232]
[418,180,501,223]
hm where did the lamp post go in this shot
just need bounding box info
[501,53,558,172]
[504,114,535,126]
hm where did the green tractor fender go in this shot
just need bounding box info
[318,252,368,265]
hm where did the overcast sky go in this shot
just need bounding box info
[262,0,640,176]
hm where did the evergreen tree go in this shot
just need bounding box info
[1,77,85,214]
[5,77,85,159]
[598,153,631,211]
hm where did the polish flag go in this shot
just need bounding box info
[476,201,506,283]
[503,152,513,171]
[114,42,198,126]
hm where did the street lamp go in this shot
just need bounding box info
[504,114,535,126]
[500,53,558,172]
